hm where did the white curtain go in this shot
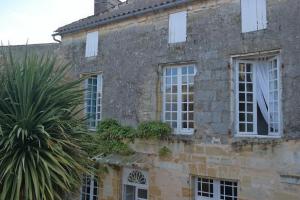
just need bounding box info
[256,61,269,124]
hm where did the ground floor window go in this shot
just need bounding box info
[195,177,238,200]
[80,174,99,200]
[123,168,148,200]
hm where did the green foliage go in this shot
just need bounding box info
[0,51,88,200]
[137,121,171,139]
[81,120,172,158]
[159,146,172,157]
[97,119,135,141]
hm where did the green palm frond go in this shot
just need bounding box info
[0,50,89,200]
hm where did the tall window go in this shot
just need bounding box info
[241,0,267,33]
[169,11,187,43]
[123,168,148,200]
[85,74,102,130]
[85,31,99,57]
[163,65,195,134]
[195,177,238,200]
[80,175,99,200]
[236,56,281,137]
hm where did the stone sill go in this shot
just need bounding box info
[231,137,284,149]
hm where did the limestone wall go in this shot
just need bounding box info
[59,0,300,140]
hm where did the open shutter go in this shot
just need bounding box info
[169,11,187,43]
[85,31,99,57]
[241,0,257,33]
[256,0,267,30]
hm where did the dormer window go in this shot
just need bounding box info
[85,31,99,57]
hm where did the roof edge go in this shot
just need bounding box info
[53,0,191,36]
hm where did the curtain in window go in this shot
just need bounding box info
[256,61,269,124]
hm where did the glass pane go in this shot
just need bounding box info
[172,68,178,75]
[166,69,172,76]
[182,67,188,75]
[137,189,148,199]
[188,66,194,74]
[125,185,136,200]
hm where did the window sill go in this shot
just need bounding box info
[85,55,98,60]
[232,136,283,149]
[168,134,194,142]
[235,134,281,139]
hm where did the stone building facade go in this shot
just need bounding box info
[53,0,300,199]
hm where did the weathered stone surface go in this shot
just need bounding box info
[57,0,300,199]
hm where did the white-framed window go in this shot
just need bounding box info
[85,74,103,130]
[169,11,187,43]
[241,0,267,33]
[195,177,238,200]
[80,175,99,200]
[235,56,281,137]
[122,168,148,200]
[85,31,99,57]
[163,65,196,134]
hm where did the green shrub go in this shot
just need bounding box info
[97,119,135,141]
[137,121,171,139]
[159,146,172,157]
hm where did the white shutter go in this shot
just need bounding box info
[169,11,187,43]
[85,31,99,57]
[241,0,257,33]
[256,0,267,30]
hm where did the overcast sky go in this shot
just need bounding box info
[0,0,94,45]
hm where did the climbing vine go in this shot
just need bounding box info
[78,119,171,157]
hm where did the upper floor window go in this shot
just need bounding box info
[123,168,148,200]
[85,74,103,130]
[195,177,238,200]
[85,31,99,57]
[163,65,196,134]
[235,56,281,137]
[241,0,267,33]
[80,174,99,200]
[169,11,187,43]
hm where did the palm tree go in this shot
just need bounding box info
[0,50,88,200]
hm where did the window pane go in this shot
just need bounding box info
[197,178,214,198]
[138,189,148,199]
[124,185,135,200]
[238,62,254,134]
[268,59,280,135]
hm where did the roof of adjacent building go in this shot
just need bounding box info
[53,0,191,36]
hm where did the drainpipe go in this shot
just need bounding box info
[52,34,61,43]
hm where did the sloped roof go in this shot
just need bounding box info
[53,0,191,36]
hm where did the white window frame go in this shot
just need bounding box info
[84,74,103,130]
[168,11,187,44]
[162,65,196,135]
[85,31,99,57]
[195,177,238,200]
[241,0,267,33]
[122,168,148,200]
[80,175,99,200]
[235,56,282,138]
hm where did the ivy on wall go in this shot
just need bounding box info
[78,119,171,157]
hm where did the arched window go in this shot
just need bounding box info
[123,168,148,200]
[127,170,147,185]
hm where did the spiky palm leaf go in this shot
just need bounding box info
[0,51,88,200]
